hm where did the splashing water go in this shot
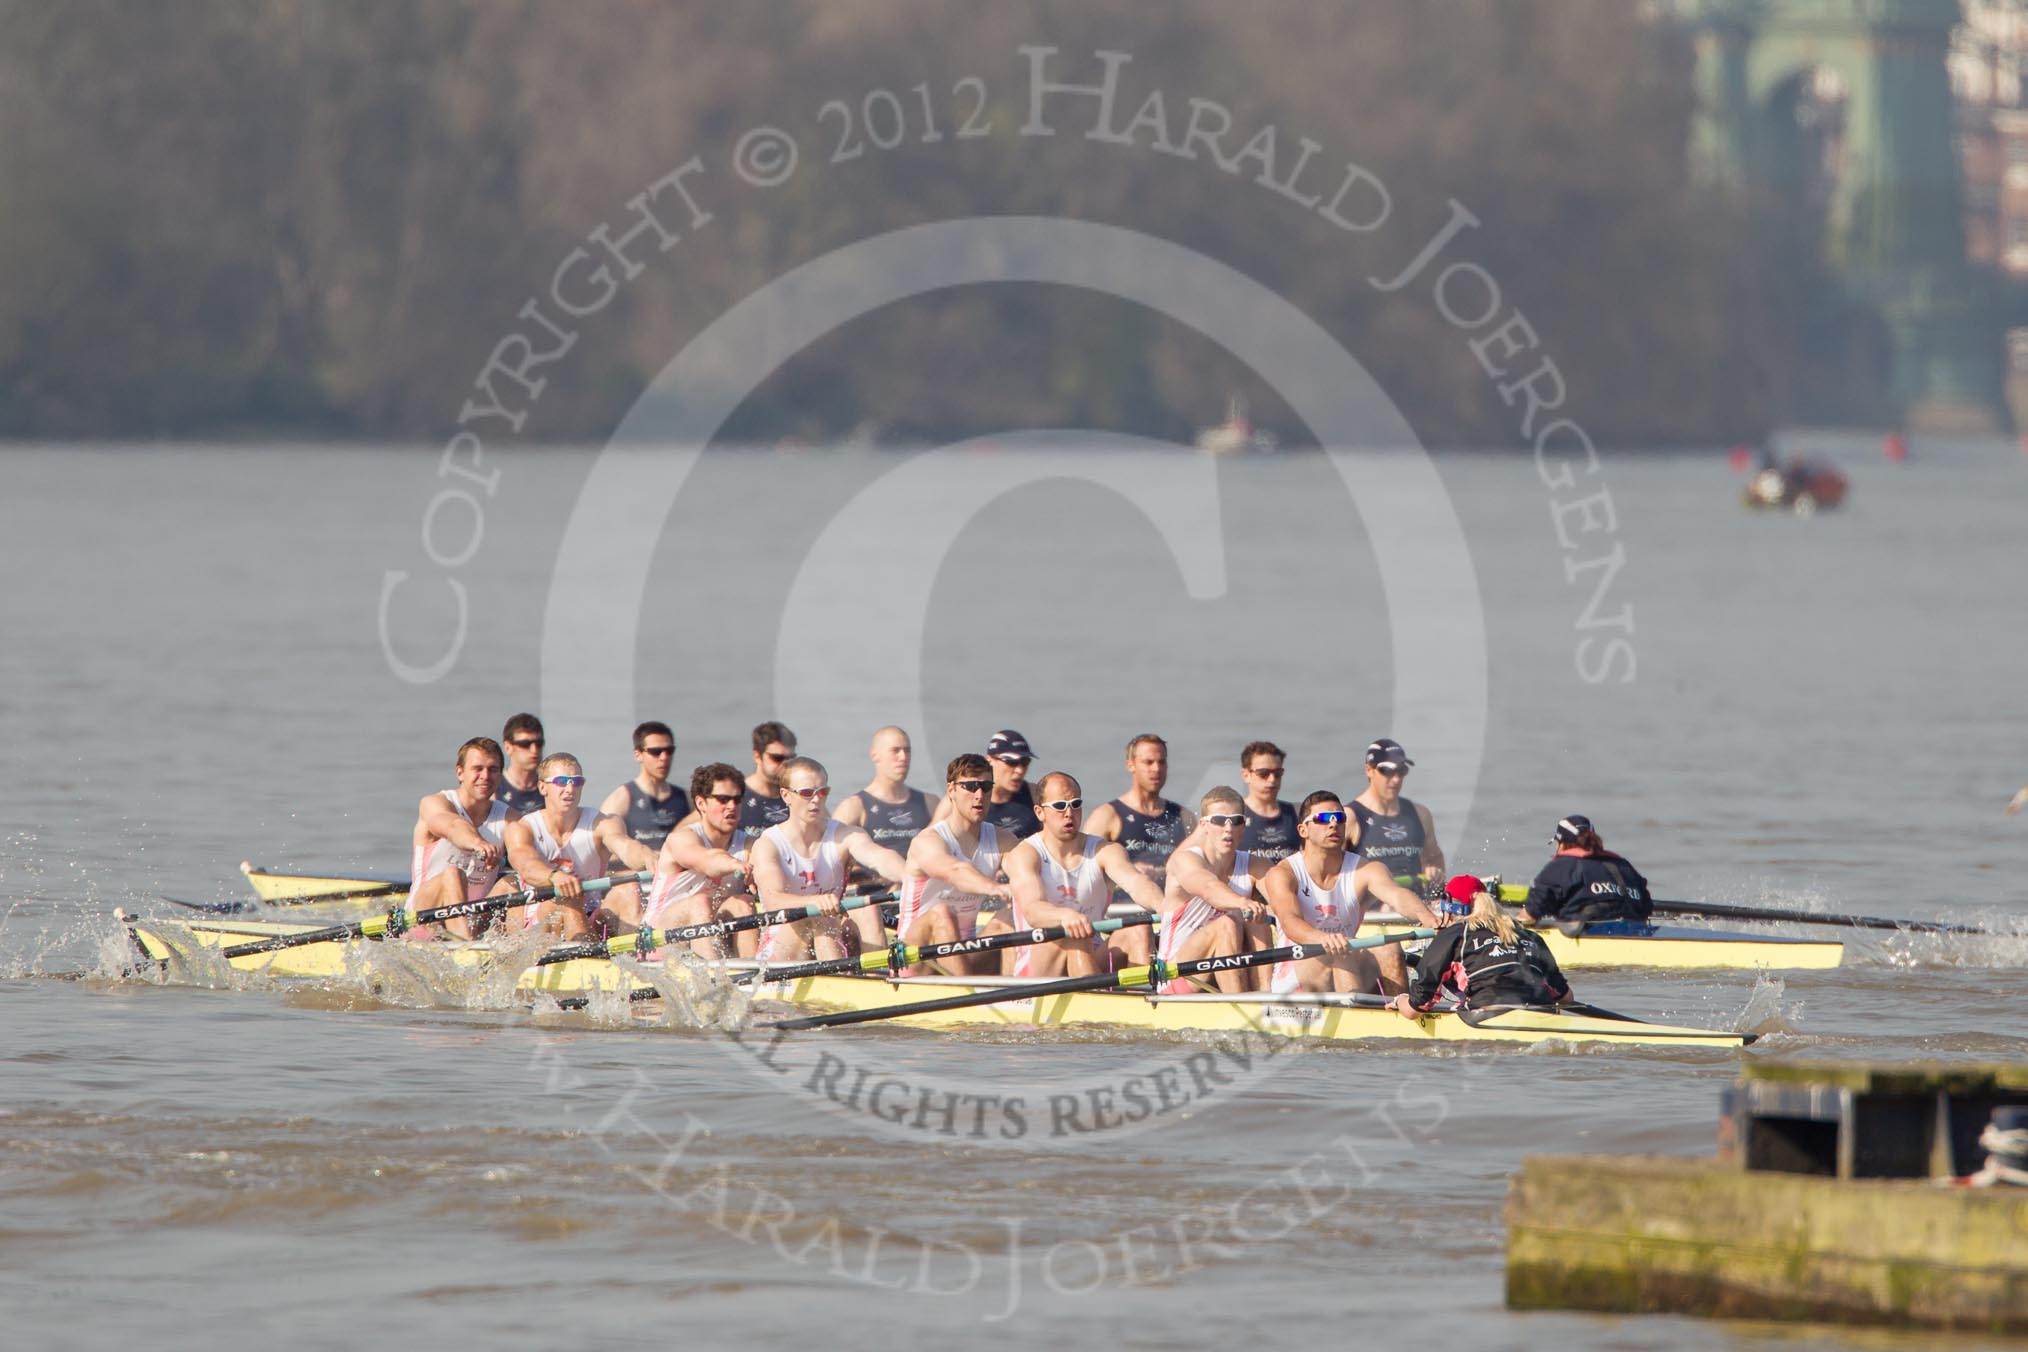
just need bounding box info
[1733,974,1802,1036]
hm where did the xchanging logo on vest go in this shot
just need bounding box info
[527,218,1489,1143]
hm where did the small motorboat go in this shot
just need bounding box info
[1744,457,1848,515]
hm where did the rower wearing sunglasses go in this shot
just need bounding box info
[496,712,547,815]
[1001,773,1166,977]
[1349,738,1443,891]
[644,762,760,960]
[598,720,691,852]
[1155,787,1277,994]
[739,721,798,835]
[1084,733,1195,882]
[1238,741,1300,864]
[1260,790,1437,995]
[503,752,651,939]
[893,754,1017,975]
[749,757,909,963]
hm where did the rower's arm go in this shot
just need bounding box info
[1531,935,1573,1002]
[1001,845,1072,925]
[1161,846,1229,910]
[598,784,631,820]
[1358,859,1437,926]
[503,819,555,890]
[1415,803,1444,876]
[594,814,655,874]
[830,793,866,826]
[748,838,798,910]
[909,831,1009,898]
[839,826,907,883]
[419,794,489,852]
[1096,842,1164,913]
[663,828,746,882]
[1260,863,1327,943]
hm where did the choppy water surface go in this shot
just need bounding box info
[3,440,2026,1350]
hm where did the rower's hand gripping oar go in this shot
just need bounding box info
[214,872,650,959]
[545,911,1157,1012]
[1484,881,2000,937]
[766,929,1435,1032]
[532,890,896,969]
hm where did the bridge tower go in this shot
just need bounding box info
[1686,0,2008,433]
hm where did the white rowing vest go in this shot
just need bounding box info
[413,792,510,899]
[1162,846,1252,919]
[644,823,751,924]
[897,821,1004,938]
[1016,834,1111,928]
[762,820,849,899]
[527,808,607,883]
[1278,852,1366,938]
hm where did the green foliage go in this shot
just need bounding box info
[0,0,1834,444]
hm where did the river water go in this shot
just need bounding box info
[3,439,2026,1350]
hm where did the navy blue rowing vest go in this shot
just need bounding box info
[496,778,544,815]
[1241,800,1300,863]
[984,785,1039,839]
[739,785,789,834]
[856,787,932,849]
[1350,798,1425,879]
[1110,797,1187,868]
[624,783,691,851]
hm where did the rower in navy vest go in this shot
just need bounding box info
[1085,732,1194,882]
[1237,739,1300,863]
[832,725,940,850]
[1522,814,1653,928]
[1349,737,1443,889]
[979,729,1041,839]
[738,720,797,834]
[1392,874,1573,1017]
[495,712,547,815]
[598,720,691,852]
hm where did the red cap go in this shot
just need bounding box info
[1445,875,1486,907]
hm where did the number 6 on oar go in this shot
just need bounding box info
[215,871,651,959]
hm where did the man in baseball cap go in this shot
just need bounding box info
[1351,737,1442,889]
[981,729,1040,839]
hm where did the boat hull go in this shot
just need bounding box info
[122,918,1753,1049]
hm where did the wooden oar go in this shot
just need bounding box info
[546,911,1158,1012]
[767,929,1433,1032]
[215,872,649,959]
[532,890,895,968]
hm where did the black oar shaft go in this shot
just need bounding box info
[531,890,896,967]
[215,872,647,958]
[768,930,1430,1032]
[1646,898,1982,936]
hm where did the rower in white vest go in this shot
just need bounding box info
[1259,789,1437,996]
[409,735,519,940]
[503,752,651,940]
[1157,786,1277,994]
[643,761,759,960]
[748,756,908,964]
[1000,772,1164,978]
[893,753,1016,975]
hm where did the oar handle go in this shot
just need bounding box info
[214,871,648,959]
[768,929,1431,1031]
[734,911,1159,987]
[535,890,897,967]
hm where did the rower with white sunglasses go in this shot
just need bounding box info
[1154,786,1278,994]
[1000,772,1166,978]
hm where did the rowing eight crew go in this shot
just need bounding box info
[412,735,1620,1002]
